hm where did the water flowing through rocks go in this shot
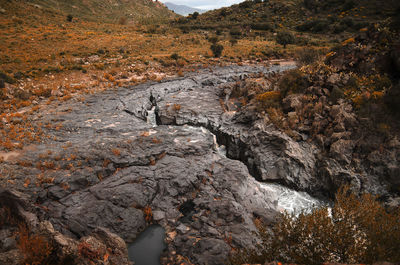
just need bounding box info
[1,63,335,265]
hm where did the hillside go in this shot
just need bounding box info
[164,2,206,16]
[176,0,400,34]
[1,0,176,23]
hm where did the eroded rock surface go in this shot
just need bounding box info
[1,63,397,264]
[0,65,295,264]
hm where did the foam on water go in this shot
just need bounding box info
[147,106,157,127]
[260,183,323,215]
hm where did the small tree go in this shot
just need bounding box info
[66,14,73,22]
[210,43,224,57]
[191,12,199,19]
[229,38,238,46]
[276,31,295,48]
[118,17,127,25]
[208,36,224,57]
[170,53,179,60]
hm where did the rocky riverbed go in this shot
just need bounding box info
[0,62,398,264]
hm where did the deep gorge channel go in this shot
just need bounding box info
[125,64,326,264]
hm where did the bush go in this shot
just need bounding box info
[278,69,308,97]
[229,38,238,46]
[170,53,179,60]
[256,91,281,109]
[118,17,127,25]
[0,71,16,84]
[330,86,345,103]
[191,12,199,19]
[207,36,219,44]
[18,224,53,265]
[229,27,242,37]
[304,0,317,10]
[250,23,273,31]
[276,31,295,48]
[342,0,355,11]
[333,23,347,33]
[341,17,354,27]
[297,19,330,33]
[385,84,400,114]
[229,186,400,265]
[239,1,253,9]
[210,43,224,57]
[296,47,321,65]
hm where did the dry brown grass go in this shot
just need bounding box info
[17,224,53,265]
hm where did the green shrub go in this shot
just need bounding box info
[170,53,179,60]
[341,17,354,27]
[353,21,369,30]
[342,0,355,11]
[333,23,347,33]
[250,22,273,31]
[278,69,308,97]
[0,71,16,84]
[304,0,317,10]
[297,19,330,33]
[229,186,400,265]
[229,38,238,46]
[239,1,253,9]
[118,17,127,25]
[207,36,219,44]
[385,84,400,114]
[229,27,242,37]
[191,12,199,19]
[276,31,295,48]
[330,86,345,103]
[210,43,224,57]
[296,47,321,65]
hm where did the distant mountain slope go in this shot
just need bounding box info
[164,2,206,16]
[175,0,400,33]
[2,0,177,23]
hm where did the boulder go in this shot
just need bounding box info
[282,94,303,112]
[330,139,354,164]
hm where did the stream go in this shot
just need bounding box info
[125,64,326,264]
[128,126,324,264]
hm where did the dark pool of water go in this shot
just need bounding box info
[128,225,166,265]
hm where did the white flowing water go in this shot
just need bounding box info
[209,126,324,215]
[147,106,157,127]
[260,183,324,215]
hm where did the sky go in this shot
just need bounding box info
[159,0,244,10]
